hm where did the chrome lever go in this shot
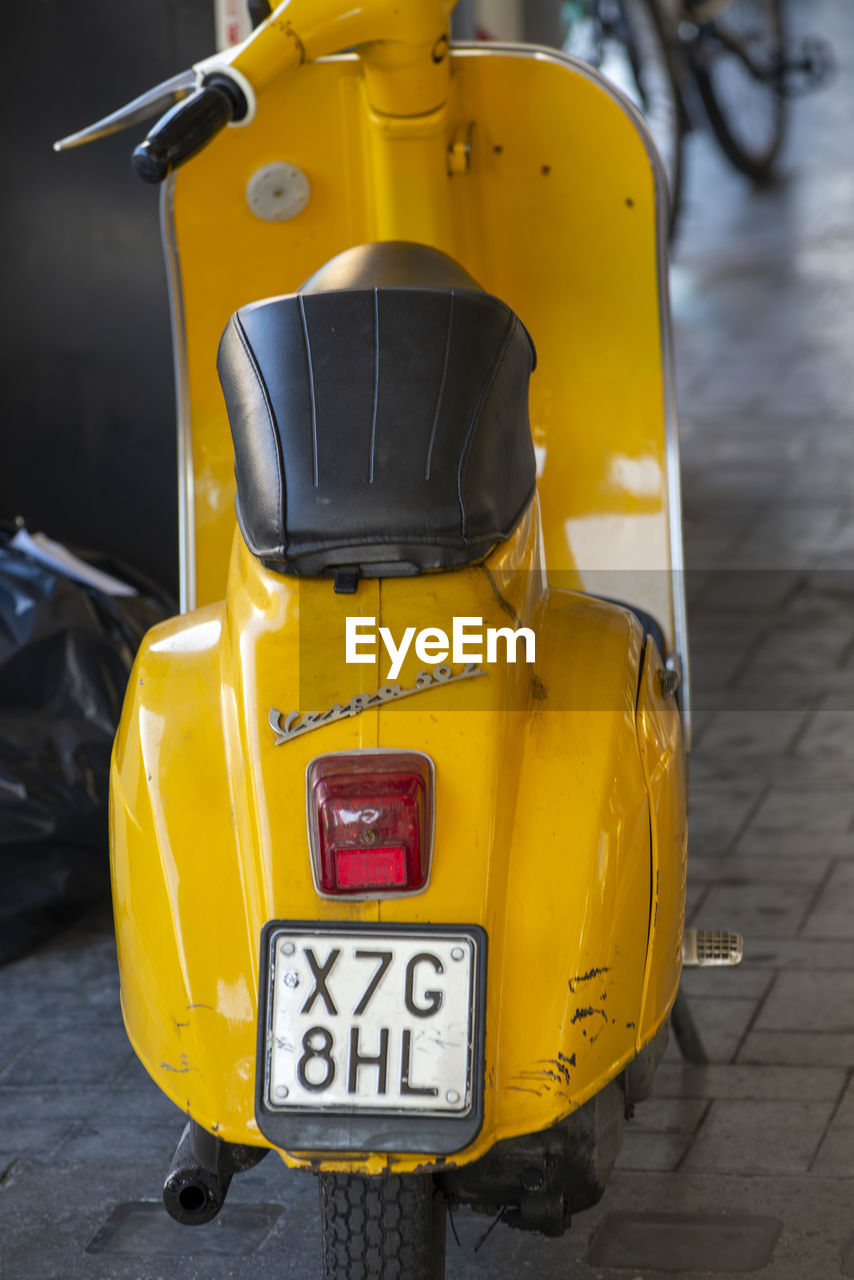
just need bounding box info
[53,69,196,151]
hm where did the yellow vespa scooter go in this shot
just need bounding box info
[55,0,725,1272]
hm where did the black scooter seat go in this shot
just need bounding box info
[216,242,537,579]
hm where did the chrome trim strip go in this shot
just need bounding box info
[453,42,691,746]
[271,664,486,745]
[160,176,196,613]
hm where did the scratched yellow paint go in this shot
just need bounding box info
[111,499,684,1172]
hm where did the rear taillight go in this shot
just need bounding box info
[306,752,434,897]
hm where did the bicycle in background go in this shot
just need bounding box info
[561,0,832,230]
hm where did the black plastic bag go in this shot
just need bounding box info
[0,524,173,964]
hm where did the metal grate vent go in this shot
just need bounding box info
[682,929,744,968]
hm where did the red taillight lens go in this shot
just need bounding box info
[335,846,406,889]
[307,753,434,896]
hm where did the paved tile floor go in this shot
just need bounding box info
[2,1,852,1275]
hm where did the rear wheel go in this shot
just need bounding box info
[319,1172,446,1279]
[691,0,786,179]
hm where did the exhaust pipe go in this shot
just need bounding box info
[163,1122,232,1225]
[163,1120,269,1225]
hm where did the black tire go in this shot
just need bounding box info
[319,1172,446,1279]
[563,0,684,231]
[691,0,786,180]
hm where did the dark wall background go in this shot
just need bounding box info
[2,1,216,598]
[1,2,564,602]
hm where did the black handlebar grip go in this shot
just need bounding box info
[132,75,247,184]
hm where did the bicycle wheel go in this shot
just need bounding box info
[319,1171,446,1279]
[691,0,785,179]
[563,0,684,228]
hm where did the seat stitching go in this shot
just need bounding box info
[298,294,319,487]
[456,314,516,539]
[233,313,286,552]
[425,291,455,481]
[369,287,379,484]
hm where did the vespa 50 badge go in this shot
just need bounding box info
[269,663,485,745]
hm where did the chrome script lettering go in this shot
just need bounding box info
[269,664,485,745]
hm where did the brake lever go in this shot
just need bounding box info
[53,68,197,152]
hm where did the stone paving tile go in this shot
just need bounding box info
[810,1127,854,1177]
[685,616,781,652]
[0,1081,179,1125]
[110,1051,167,1091]
[85,1202,286,1260]
[686,706,714,745]
[690,751,854,790]
[739,1032,854,1068]
[587,1208,783,1273]
[784,572,854,616]
[709,685,842,714]
[754,969,854,1034]
[686,649,759,714]
[0,1117,79,1162]
[0,1021,134,1087]
[796,707,854,756]
[735,507,845,569]
[828,1075,854,1127]
[651,1063,848,1103]
[54,1117,190,1166]
[800,862,854,939]
[681,532,743,572]
[685,851,831,889]
[0,1154,319,1280]
[0,1144,588,1280]
[690,881,815,939]
[614,1131,692,1173]
[679,1099,834,1176]
[0,1021,39,1075]
[809,1076,854,1175]
[782,467,854,504]
[582,1170,854,1280]
[692,710,807,757]
[742,936,854,970]
[0,938,120,1022]
[687,778,763,856]
[627,1097,709,1135]
[684,880,708,922]
[665,996,756,1065]
[815,515,854,565]
[733,630,853,694]
[680,965,774,1002]
[735,788,854,855]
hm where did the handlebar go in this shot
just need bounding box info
[131,75,247,184]
[55,1,454,182]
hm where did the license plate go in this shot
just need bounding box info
[260,925,482,1117]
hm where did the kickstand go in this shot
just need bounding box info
[671,986,708,1065]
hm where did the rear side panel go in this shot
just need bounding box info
[110,515,678,1173]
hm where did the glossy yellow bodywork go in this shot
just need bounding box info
[111,500,685,1173]
[111,3,688,1178]
[220,0,456,116]
[170,42,675,640]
